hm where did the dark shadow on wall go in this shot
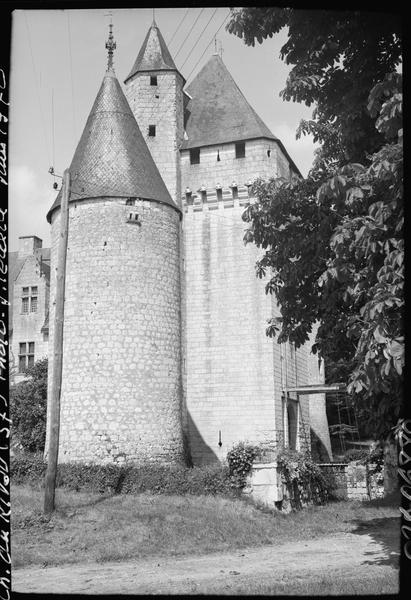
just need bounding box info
[311,428,332,462]
[186,411,219,466]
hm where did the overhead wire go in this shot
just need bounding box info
[154,8,226,131]
[185,9,231,82]
[23,12,51,166]
[179,7,219,70]
[66,11,77,144]
[173,8,205,60]
[144,9,217,130]
[167,7,191,48]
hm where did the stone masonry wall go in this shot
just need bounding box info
[183,196,281,464]
[45,197,185,465]
[181,138,315,464]
[125,70,184,208]
[181,138,288,193]
[10,256,49,381]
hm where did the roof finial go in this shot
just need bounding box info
[105,16,116,72]
[152,8,157,27]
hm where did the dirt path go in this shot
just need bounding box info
[12,531,399,595]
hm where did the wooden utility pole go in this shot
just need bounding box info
[44,168,70,514]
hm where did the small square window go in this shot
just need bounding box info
[190,148,200,165]
[22,287,29,294]
[148,124,156,137]
[150,75,157,86]
[235,142,245,159]
[18,341,35,373]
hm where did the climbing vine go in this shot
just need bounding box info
[226,441,261,490]
[277,448,333,506]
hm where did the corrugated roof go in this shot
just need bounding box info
[47,68,177,222]
[124,22,183,83]
[181,54,301,176]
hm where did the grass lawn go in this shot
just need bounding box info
[11,484,400,569]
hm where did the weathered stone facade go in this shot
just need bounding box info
[46,198,184,464]
[17,22,333,468]
[9,237,49,383]
[125,70,185,209]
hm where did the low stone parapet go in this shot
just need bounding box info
[244,461,283,507]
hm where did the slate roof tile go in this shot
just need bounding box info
[47,68,177,222]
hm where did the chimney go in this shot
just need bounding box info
[18,236,42,257]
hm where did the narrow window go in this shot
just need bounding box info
[267,149,271,157]
[231,186,238,200]
[148,124,156,137]
[217,150,220,162]
[22,296,29,314]
[190,148,200,165]
[201,190,207,203]
[30,295,38,313]
[216,188,223,202]
[150,75,157,86]
[30,286,38,313]
[235,142,245,159]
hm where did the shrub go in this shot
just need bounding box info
[343,448,370,463]
[10,455,235,497]
[10,358,48,453]
[277,448,335,508]
[10,453,47,485]
[226,441,261,490]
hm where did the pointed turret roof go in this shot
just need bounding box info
[47,67,177,222]
[182,54,301,176]
[124,21,184,84]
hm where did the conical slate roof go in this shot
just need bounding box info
[47,68,176,222]
[124,21,183,83]
[182,54,277,150]
[182,54,301,176]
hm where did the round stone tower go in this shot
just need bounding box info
[45,26,185,465]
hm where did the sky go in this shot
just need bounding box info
[8,7,320,251]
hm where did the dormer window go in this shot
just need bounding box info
[148,125,156,137]
[150,75,157,86]
[126,197,137,206]
[190,148,200,165]
[235,142,245,159]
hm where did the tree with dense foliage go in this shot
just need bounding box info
[10,358,48,453]
[227,9,403,446]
